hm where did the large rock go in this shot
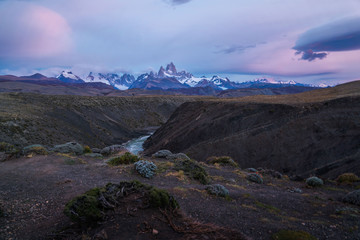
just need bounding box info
[100,145,125,156]
[53,142,84,155]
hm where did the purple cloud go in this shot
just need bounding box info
[165,0,192,5]
[295,49,327,61]
[217,44,256,54]
[294,17,360,61]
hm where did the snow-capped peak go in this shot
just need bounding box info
[57,71,81,80]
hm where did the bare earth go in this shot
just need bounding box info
[0,153,359,240]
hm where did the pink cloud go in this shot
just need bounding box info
[0,3,73,59]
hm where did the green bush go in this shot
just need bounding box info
[336,173,359,184]
[272,230,317,240]
[207,156,238,167]
[107,152,139,166]
[206,184,229,197]
[175,159,209,184]
[63,181,178,226]
[306,177,323,187]
[23,144,48,156]
[64,187,104,225]
[0,142,19,155]
[343,190,360,206]
[246,173,263,184]
[83,145,92,154]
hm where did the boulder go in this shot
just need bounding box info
[100,145,125,156]
[91,148,101,153]
[53,142,84,155]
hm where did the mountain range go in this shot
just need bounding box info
[56,63,324,90]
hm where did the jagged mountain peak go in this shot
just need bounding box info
[158,66,166,78]
[166,62,177,74]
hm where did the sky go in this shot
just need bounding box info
[0,0,360,85]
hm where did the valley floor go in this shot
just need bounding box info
[0,153,359,239]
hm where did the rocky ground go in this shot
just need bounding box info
[1,149,360,240]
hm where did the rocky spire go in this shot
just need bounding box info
[166,62,177,74]
[158,66,166,78]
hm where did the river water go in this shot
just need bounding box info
[122,134,151,155]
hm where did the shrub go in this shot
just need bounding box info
[0,142,19,156]
[107,152,139,166]
[206,184,229,197]
[152,149,172,158]
[245,168,258,173]
[64,181,178,226]
[306,176,323,187]
[23,144,48,156]
[343,190,360,206]
[246,173,263,184]
[272,230,317,240]
[134,160,157,178]
[336,173,359,184]
[64,187,104,225]
[166,153,190,161]
[83,145,92,154]
[53,142,84,155]
[174,159,209,184]
[207,156,238,167]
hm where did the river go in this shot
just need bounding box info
[122,134,152,155]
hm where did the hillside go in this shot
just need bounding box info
[143,80,360,179]
[0,93,201,148]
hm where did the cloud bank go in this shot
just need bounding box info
[294,17,360,61]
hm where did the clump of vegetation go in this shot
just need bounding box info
[64,181,178,226]
[64,187,104,225]
[206,184,229,197]
[0,142,19,157]
[83,145,92,154]
[271,230,317,240]
[107,152,139,166]
[134,160,157,178]
[152,149,172,158]
[207,156,238,167]
[166,152,191,161]
[23,144,48,156]
[343,190,360,206]
[53,142,84,155]
[246,173,263,184]
[306,176,324,187]
[174,159,209,184]
[336,173,359,184]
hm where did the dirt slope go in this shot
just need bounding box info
[144,81,360,178]
[0,93,201,148]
